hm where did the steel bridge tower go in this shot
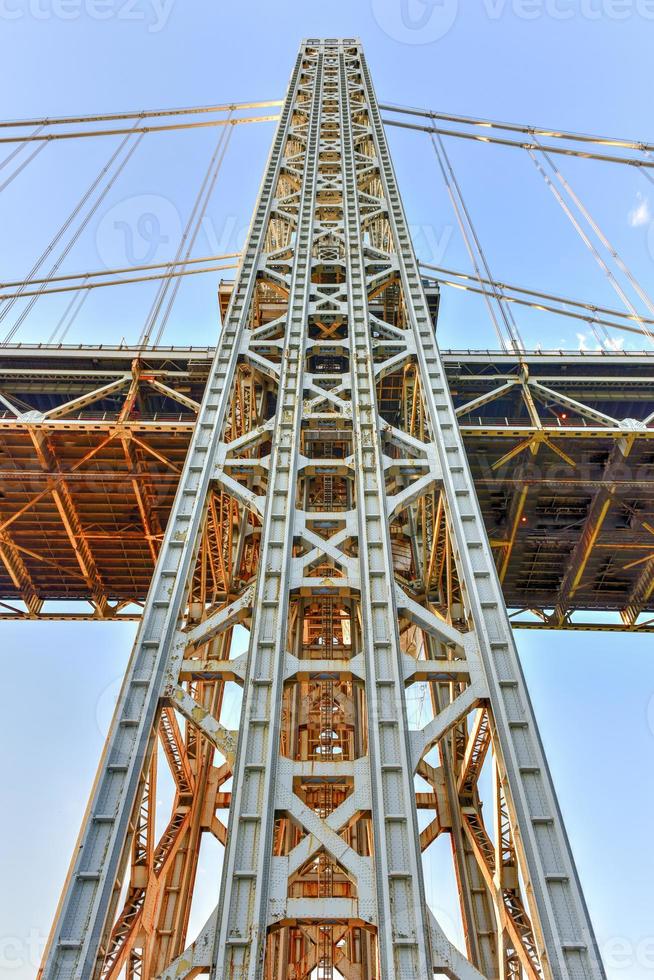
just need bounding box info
[39,39,605,980]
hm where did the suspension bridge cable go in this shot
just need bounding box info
[380,102,654,154]
[56,291,90,344]
[6,251,646,334]
[0,115,279,145]
[419,262,654,326]
[0,263,239,302]
[383,118,654,170]
[534,137,654,317]
[0,142,48,194]
[2,130,145,344]
[0,252,241,291]
[429,135,506,350]
[527,149,654,345]
[152,126,235,346]
[421,273,654,341]
[587,312,614,350]
[139,118,233,347]
[0,124,49,195]
[0,125,44,171]
[0,122,142,333]
[0,100,282,130]
[5,260,641,340]
[640,152,654,186]
[47,279,90,344]
[47,286,81,343]
[431,132,525,351]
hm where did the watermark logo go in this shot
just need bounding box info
[96,675,123,737]
[95,194,181,269]
[371,0,459,44]
[647,691,654,737]
[0,0,175,31]
[370,0,654,37]
[201,214,250,256]
[410,222,454,265]
[95,196,250,271]
[481,0,654,20]
[0,930,47,971]
[603,935,654,971]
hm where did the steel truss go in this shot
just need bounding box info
[39,39,605,980]
[1,346,653,627]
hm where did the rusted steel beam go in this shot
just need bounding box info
[29,428,109,615]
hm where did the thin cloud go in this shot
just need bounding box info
[628,193,651,227]
[577,331,625,352]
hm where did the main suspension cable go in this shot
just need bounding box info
[0,252,241,291]
[0,99,282,130]
[0,262,239,303]
[419,261,654,327]
[383,117,654,170]
[7,252,647,337]
[0,114,279,145]
[380,102,654,154]
[422,272,654,341]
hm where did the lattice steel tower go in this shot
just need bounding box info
[40,39,605,980]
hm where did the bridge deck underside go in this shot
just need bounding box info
[1,344,653,626]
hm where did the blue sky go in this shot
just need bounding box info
[1,2,654,977]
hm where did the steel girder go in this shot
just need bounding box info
[1,347,654,626]
[39,39,606,980]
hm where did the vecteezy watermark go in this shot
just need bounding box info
[96,675,123,738]
[95,194,250,270]
[409,222,454,266]
[371,0,654,43]
[0,930,47,971]
[96,195,182,269]
[201,214,251,257]
[371,0,459,44]
[480,0,654,20]
[0,0,175,31]
[647,691,654,737]
[603,936,654,971]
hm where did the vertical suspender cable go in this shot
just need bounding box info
[588,310,613,349]
[431,132,525,352]
[152,125,234,346]
[0,125,48,194]
[0,125,44,171]
[139,117,233,347]
[528,148,654,346]
[0,124,138,326]
[2,130,144,344]
[0,142,48,194]
[47,277,90,344]
[430,135,507,351]
[0,121,143,341]
[534,137,654,317]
